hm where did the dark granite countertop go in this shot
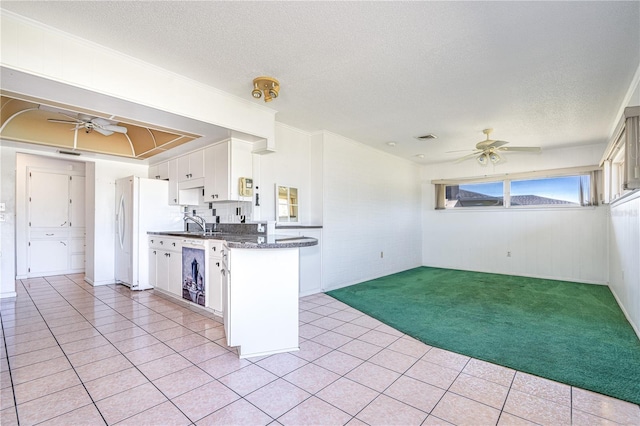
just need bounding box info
[148,231,318,249]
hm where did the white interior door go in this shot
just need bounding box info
[29,171,69,228]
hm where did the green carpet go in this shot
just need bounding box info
[327,267,640,405]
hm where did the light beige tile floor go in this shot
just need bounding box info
[1,274,639,426]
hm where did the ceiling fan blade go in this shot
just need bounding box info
[93,127,114,136]
[101,124,128,134]
[499,146,541,152]
[48,118,81,124]
[488,140,509,149]
[446,149,475,153]
[90,117,128,134]
[454,151,482,163]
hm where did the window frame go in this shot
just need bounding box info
[432,166,601,211]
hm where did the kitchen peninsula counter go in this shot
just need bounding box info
[148,229,311,358]
[148,231,317,249]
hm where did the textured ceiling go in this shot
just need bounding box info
[1,1,639,164]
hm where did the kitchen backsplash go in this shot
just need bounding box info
[184,200,253,225]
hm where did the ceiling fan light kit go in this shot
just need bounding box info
[252,76,280,102]
[454,128,541,165]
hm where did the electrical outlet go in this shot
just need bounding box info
[0,202,5,211]
[380,251,384,258]
[507,251,511,257]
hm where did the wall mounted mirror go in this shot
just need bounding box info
[276,185,299,223]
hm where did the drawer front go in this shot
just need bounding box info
[31,230,69,239]
[149,237,180,251]
[208,240,225,256]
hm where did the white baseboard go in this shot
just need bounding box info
[608,285,640,340]
[83,277,115,286]
[0,291,17,299]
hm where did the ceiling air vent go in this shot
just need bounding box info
[57,150,81,156]
[415,134,438,140]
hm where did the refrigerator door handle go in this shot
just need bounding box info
[117,194,126,250]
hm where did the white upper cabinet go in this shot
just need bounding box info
[168,159,179,205]
[178,150,205,182]
[149,162,169,180]
[204,139,253,202]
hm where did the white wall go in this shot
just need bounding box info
[422,143,608,284]
[608,193,640,335]
[0,145,17,297]
[607,78,640,335]
[322,131,422,290]
[254,123,321,225]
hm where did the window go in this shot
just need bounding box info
[510,176,589,206]
[434,167,600,210]
[601,105,639,203]
[445,182,504,208]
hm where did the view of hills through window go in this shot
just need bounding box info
[446,176,590,208]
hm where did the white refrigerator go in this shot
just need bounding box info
[115,176,183,290]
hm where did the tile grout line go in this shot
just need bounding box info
[67,278,230,425]
[18,275,206,425]
[78,279,279,425]
[14,276,109,425]
[0,290,21,426]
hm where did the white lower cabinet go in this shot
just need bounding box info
[149,236,181,296]
[148,249,159,290]
[29,238,69,275]
[208,241,224,315]
[167,251,182,296]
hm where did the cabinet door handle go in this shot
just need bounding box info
[212,246,217,251]
[172,242,176,246]
[153,250,156,254]
[60,241,67,246]
[160,241,164,245]
[46,233,54,236]
[60,221,67,227]
[156,175,161,179]
[216,262,220,267]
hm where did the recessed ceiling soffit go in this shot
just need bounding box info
[0,95,201,159]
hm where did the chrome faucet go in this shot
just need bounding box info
[183,213,206,232]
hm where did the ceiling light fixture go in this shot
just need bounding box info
[387,141,397,147]
[489,151,501,164]
[251,76,280,102]
[477,153,489,165]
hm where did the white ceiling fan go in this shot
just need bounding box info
[451,128,541,165]
[47,113,128,136]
